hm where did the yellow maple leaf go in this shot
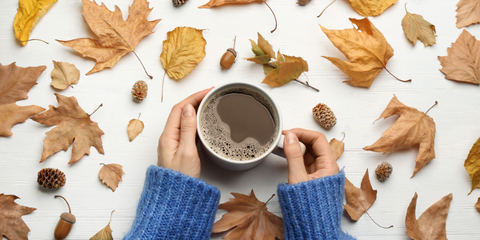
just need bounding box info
[347,0,397,17]
[464,137,480,195]
[14,0,58,45]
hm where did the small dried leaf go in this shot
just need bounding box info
[329,138,344,161]
[344,169,377,221]
[127,119,144,141]
[0,104,45,137]
[99,164,124,192]
[199,0,263,9]
[401,6,436,47]
[347,0,397,17]
[476,198,480,213]
[90,210,114,240]
[464,137,480,195]
[13,0,58,45]
[405,192,452,240]
[51,61,80,90]
[0,194,36,240]
[456,0,480,28]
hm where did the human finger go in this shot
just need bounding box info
[284,131,309,184]
[284,128,334,161]
[177,104,197,152]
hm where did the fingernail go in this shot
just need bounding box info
[183,104,194,117]
[286,131,298,144]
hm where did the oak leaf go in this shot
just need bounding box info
[438,29,480,85]
[199,0,263,8]
[0,62,46,136]
[401,5,436,47]
[344,169,377,221]
[456,0,480,28]
[0,194,36,240]
[13,0,58,45]
[363,96,436,178]
[31,93,105,164]
[57,0,161,75]
[476,198,480,212]
[329,137,344,161]
[51,61,80,90]
[90,210,114,240]
[127,118,144,141]
[405,192,452,240]
[212,190,283,239]
[99,163,124,192]
[464,137,480,195]
[346,0,397,17]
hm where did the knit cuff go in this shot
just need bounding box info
[277,170,353,240]
[123,165,221,240]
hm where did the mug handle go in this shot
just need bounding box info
[271,135,307,158]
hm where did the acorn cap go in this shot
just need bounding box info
[60,212,76,224]
[226,48,237,57]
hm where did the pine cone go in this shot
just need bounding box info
[312,103,336,130]
[173,0,187,6]
[375,162,393,182]
[37,168,66,189]
[132,80,148,103]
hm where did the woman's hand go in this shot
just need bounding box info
[157,88,212,178]
[283,128,339,184]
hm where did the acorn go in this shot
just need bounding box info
[54,195,76,240]
[220,36,238,70]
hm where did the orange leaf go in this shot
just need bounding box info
[456,0,480,28]
[405,192,452,240]
[363,95,436,177]
[344,169,377,221]
[212,190,283,239]
[0,194,36,240]
[346,0,397,17]
[438,29,480,85]
[199,0,264,8]
[99,164,124,192]
[31,93,105,164]
[57,0,161,75]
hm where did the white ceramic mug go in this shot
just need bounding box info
[197,82,305,171]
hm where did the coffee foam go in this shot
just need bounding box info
[200,88,278,161]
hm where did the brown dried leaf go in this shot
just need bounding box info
[127,118,144,141]
[347,0,397,17]
[320,18,394,88]
[464,137,480,195]
[438,29,480,85]
[199,0,264,8]
[31,93,105,164]
[476,198,480,213]
[363,95,436,177]
[344,169,377,221]
[405,192,452,240]
[0,104,45,137]
[51,61,80,90]
[456,0,480,28]
[99,164,124,192]
[90,210,114,240]
[0,62,46,105]
[212,190,283,239]
[401,5,436,47]
[329,138,344,161]
[0,194,36,240]
[57,0,161,75]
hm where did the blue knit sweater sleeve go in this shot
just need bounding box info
[123,165,221,240]
[277,170,355,240]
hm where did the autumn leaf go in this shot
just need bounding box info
[405,192,452,240]
[0,194,36,240]
[321,18,409,88]
[90,210,114,240]
[31,93,105,164]
[464,137,480,195]
[476,198,480,212]
[456,0,480,28]
[13,0,58,45]
[346,0,397,17]
[364,96,436,178]
[344,169,377,221]
[401,4,436,47]
[51,61,80,90]
[0,62,46,137]
[212,190,283,239]
[329,137,344,161]
[438,29,480,85]
[127,116,144,142]
[199,0,263,8]
[160,27,206,101]
[99,163,124,192]
[57,0,161,76]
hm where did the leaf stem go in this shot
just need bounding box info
[341,132,345,142]
[21,38,49,44]
[138,113,142,120]
[108,210,115,225]
[264,1,277,33]
[265,194,275,205]
[365,211,393,229]
[384,67,411,83]
[317,0,336,18]
[133,51,153,79]
[90,104,103,116]
[294,79,320,92]
[54,195,72,213]
[162,72,166,102]
[425,101,438,115]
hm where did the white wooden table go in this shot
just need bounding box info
[1,0,479,239]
